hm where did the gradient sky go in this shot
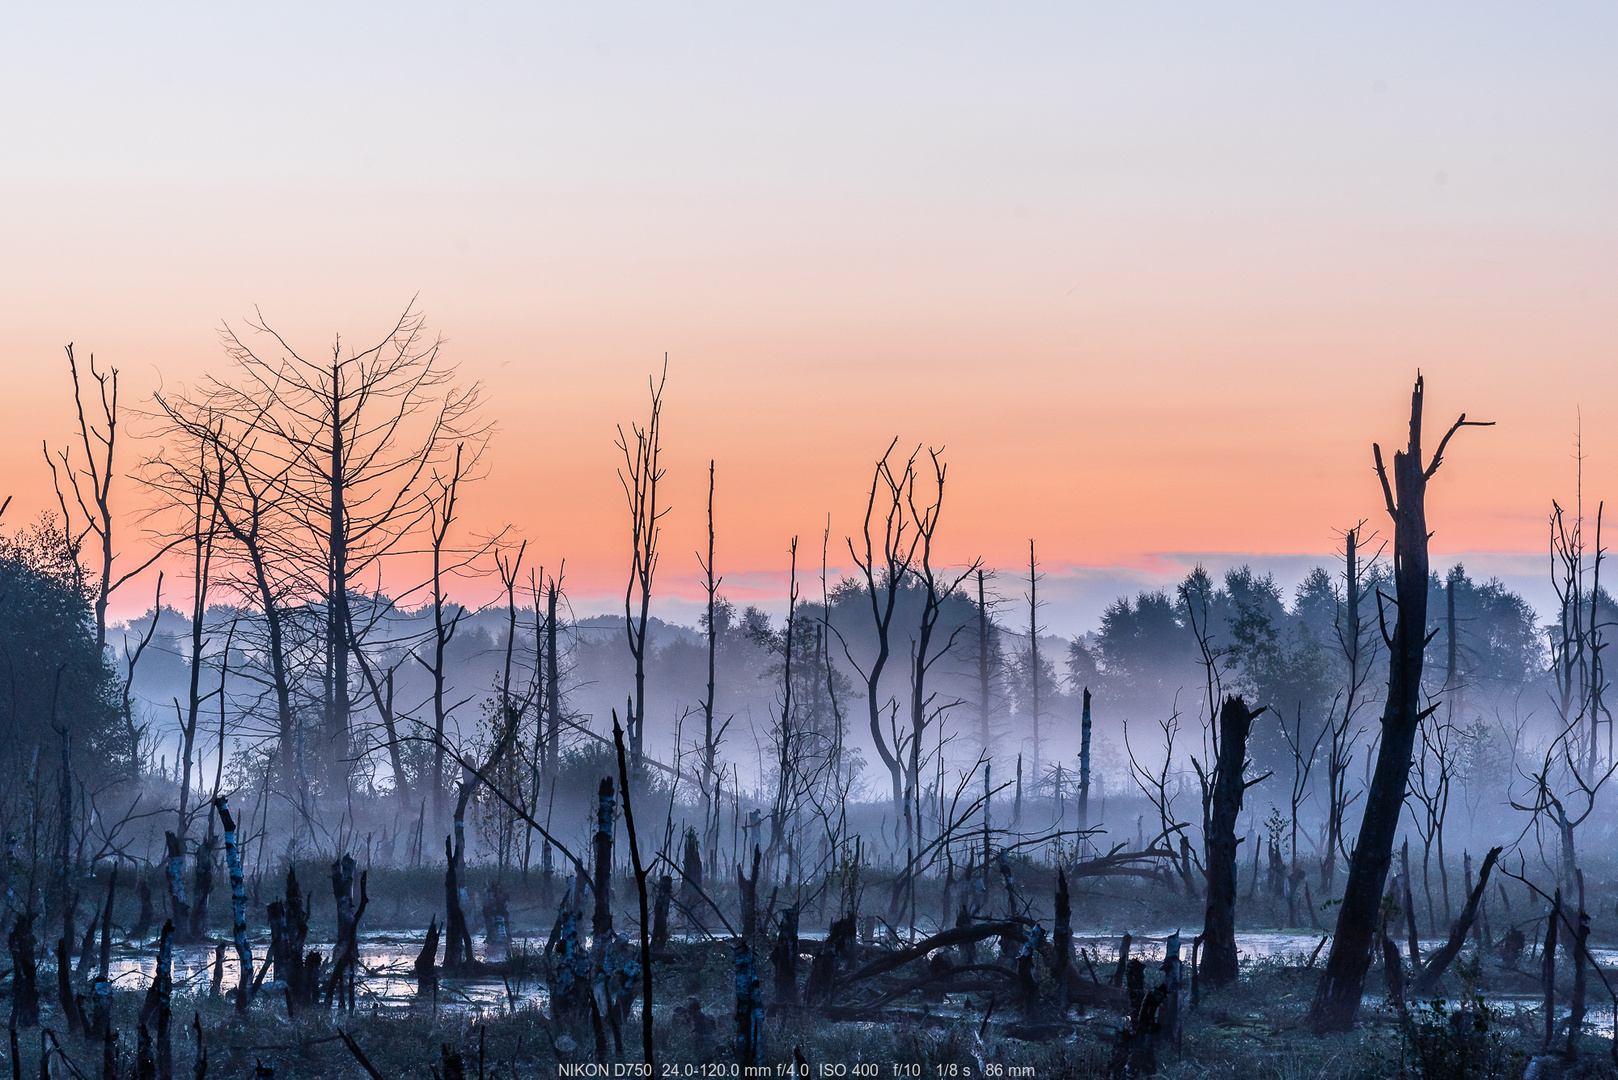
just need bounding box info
[2,4,1614,632]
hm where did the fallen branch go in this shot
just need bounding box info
[1411,846,1501,996]
[835,921,1024,989]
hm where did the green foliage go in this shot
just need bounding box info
[0,514,125,781]
[1398,996,1525,1080]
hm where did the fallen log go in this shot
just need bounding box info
[835,921,1026,990]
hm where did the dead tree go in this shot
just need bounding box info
[613,716,657,1074]
[417,442,473,826]
[618,361,669,779]
[696,461,731,861]
[9,913,39,1028]
[1199,696,1266,989]
[187,302,485,772]
[842,439,918,814]
[976,570,997,763]
[589,775,616,1045]
[213,799,253,1011]
[266,868,320,1012]
[1125,714,1193,894]
[1309,374,1489,1032]
[1025,539,1043,780]
[1322,523,1381,889]
[1079,688,1093,834]
[1277,703,1324,925]
[442,700,525,971]
[1409,713,1456,931]
[903,450,979,856]
[46,345,169,653]
[323,855,368,1011]
[1515,500,1614,894]
[767,539,802,875]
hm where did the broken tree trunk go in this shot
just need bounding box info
[1402,840,1420,969]
[738,845,760,947]
[1410,846,1501,995]
[1160,931,1182,1048]
[1543,890,1560,1052]
[1201,695,1260,990]
[651,873,673,954]
[187,822,215,944]
[213,799,253,1011]
[590,776,616,1036]
[771,907,800,1007]
[679,827,704,934]
[734,939,762,1068]
[8,913,39,1028]
[1309,375,1484,1033]
[1054,871,1072,1012]
[442,836,474,973]
[1112,932,1132,988]
[323,855,368,1011]
[1079,688,1092,835]
[836,921,1027,990]
[133,874,154,943]
[415,916,440,997]
[163,833,191,930]
[265,868,320,1011]
[56,935,82,1035]
[155,921,173,1080]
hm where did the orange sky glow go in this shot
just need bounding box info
[1,4,1613,632]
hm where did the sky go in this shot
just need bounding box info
[1,3,1613,634]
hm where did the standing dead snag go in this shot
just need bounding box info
[1079,689,1093,835]
[845,439,918,815]
[771,907,800,1008]
[1053,871,1071,1012]
[415,916,441,998]
[163,832,191,929]
[619,362,669,780]
[1309,374,1490,1032]
[323,856,368,1011]
[738,845,760,947]
[266,869,320,1012]
[735,940,762,1068]
[612,717,657,1073]
[1199,696,1266,990]
[442,836,474,973]
[212,799,253,1011]
[9,913,39,1028]
[46,345,167,654]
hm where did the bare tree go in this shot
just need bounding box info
[1408,712,1456,931]
[47,345,171,653]
[1309,374,1488,1032]
[841,439,917,815]
[1321,524,1381,889]
[1200,696,1267,988]
[1024,540,1043,780]
[695,461,730,862]
[413,444,481,825]
[207,302,485,771]
[618,362,669,779]
[903,449,979,853]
